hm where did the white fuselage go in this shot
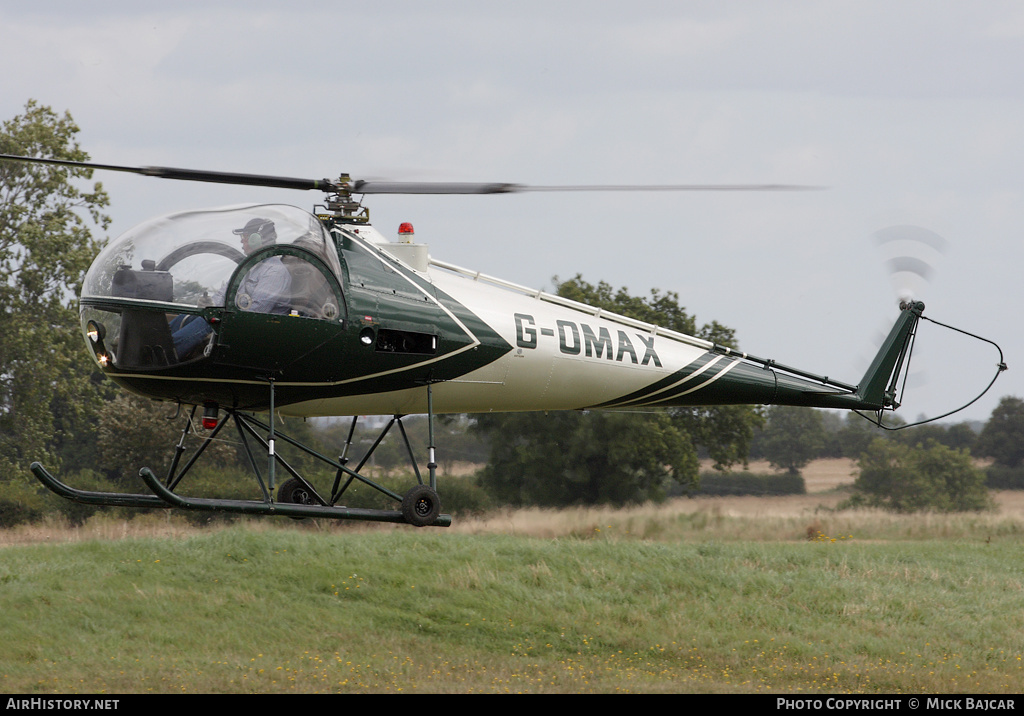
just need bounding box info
[282,246,716,418]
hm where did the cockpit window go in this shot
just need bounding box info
[83,204,341,306]
[280,254,341,320]
[80,205,345,369]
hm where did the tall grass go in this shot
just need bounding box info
[451,489,1024,543]
[1,496,1023,694]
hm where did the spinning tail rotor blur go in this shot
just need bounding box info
[860,225,1005,428]
[872,224,949,307]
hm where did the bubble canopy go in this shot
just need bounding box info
[83,204,341,306]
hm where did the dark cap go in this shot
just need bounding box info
[233,218,272,236]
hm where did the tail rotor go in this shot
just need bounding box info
[872,224,948,307]
[862,225,1006,427]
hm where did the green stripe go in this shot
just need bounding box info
[588,352,720,409]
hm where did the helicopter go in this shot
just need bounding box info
[0,153,1008,527]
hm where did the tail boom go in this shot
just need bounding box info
[590,301,925,413]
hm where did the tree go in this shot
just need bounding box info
[95,394,241,483]
[943,422,979,453]
[477,408,698,507]
[0,101,110,480]
[893,420,979,454]
[847,438,991,513]
[474,275,762,507]
[975,396,1024,468]
[760,405,827,474]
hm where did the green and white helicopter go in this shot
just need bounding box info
[1,155,1007,526]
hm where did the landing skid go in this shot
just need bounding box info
[31,390,451,527]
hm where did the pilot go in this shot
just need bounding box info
[229,218,292,314]
[171,218,293,358]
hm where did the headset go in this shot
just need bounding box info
[234,219,275,250]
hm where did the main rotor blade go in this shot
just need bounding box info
[0,154,336,191]
[351,180,823,194]
[0,154,823,195]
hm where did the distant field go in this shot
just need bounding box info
[450,458,1024,543]
[2,459,1022,694]
[749,457,859,492]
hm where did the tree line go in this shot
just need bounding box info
[745,400,1024,513]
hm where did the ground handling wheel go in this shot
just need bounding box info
[278,478,317,519]
[402,484,441,527]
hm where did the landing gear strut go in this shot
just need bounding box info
[31,383,450,527]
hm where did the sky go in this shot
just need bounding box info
[1,0,1021,424]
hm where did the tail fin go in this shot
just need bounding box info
[855,300,925,410]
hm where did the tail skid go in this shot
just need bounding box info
[856,305,1008,428]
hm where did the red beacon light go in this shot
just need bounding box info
[398,222,414,242]
[202,402,219,430]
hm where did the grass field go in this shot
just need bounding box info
[1,460,1023,694]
